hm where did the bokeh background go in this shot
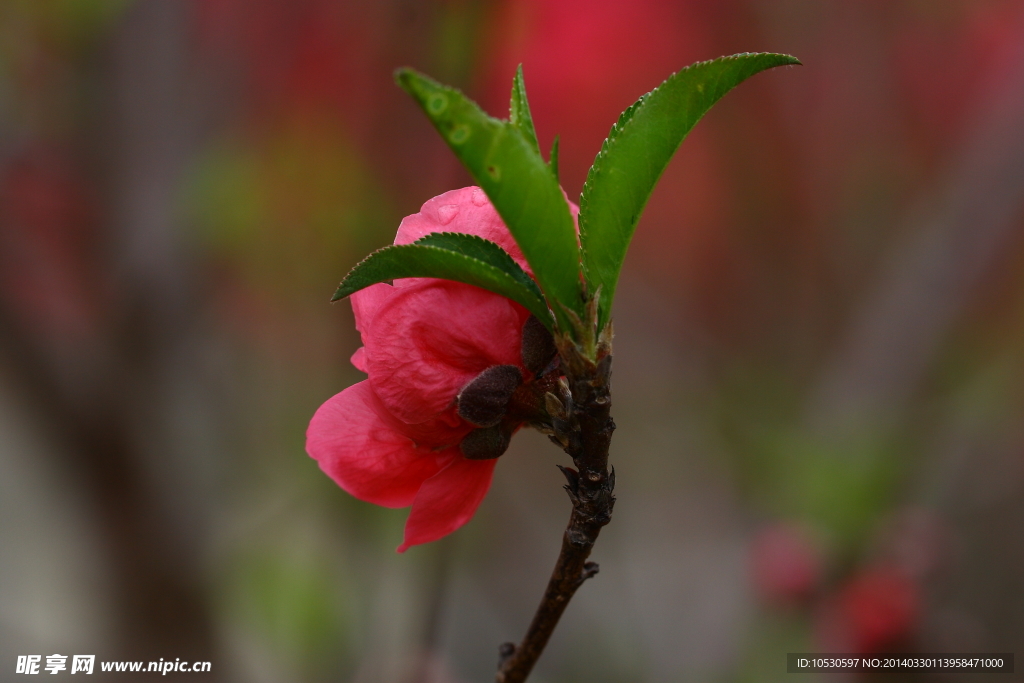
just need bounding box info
[2,1,1023,681]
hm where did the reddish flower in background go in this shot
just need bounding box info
[750,522,821,606]
[838,567,919,653]
[0,147,98,339]
[816,565,920,653]
[307,187,556,551]
[485,0,704,195]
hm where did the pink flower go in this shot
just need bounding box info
[750,522,821,606]
[307,187,559,551]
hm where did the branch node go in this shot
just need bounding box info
[596,353,612,385]
[556,464,579,491]
[562,485,581,506]
[498,642,516,667]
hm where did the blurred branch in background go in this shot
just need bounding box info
[1,0,224,669]
[807,9,1024,435]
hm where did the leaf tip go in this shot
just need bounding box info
[393,66,413,87]
[394,67,438,99]
[549,135,560,181]
[772,53,802,67]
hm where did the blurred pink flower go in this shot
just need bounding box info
[307,187,551,552]
[750,522,821,606]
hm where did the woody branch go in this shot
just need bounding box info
[496,325,616,683]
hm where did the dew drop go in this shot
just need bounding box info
[449,124,470,144]
[472,188,488,206]
[696,84,704,93]
[438,204,459,225]
[428,94,448,114]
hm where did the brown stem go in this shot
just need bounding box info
[496,332,616,683]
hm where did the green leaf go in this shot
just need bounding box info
[549,135,560,181]
[415,231,544,300]
[395,68,582,331]
[509,64,540,155]
[331,235,552,327]
[579,52,801,330]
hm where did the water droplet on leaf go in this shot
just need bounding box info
[449,124,470,144]
[428,94,448,114]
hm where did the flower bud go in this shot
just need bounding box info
[460,423,513,459]
[457,365,523,427]
[521,315,557,375]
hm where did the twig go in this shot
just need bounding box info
[496,332,616,683]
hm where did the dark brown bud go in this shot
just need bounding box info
[544,392,566,419]
[460,423,512,460]
[457,365,523,427]
[521,315,557,374]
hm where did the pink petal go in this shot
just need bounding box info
[365,279,525,424]
[350,282,395,336]
[395,186,531,271]
[398,455,497,552]
[306,381,466,508]
[350,347,367,373]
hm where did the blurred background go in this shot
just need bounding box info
[2,0,1023,681]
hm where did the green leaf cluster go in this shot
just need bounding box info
[394,66,581,332]
[332,53,800,350]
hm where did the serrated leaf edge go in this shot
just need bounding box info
[332,242,553,327]
[510,64,540,155]
[412,231,544,297]
[578,51,800,305]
